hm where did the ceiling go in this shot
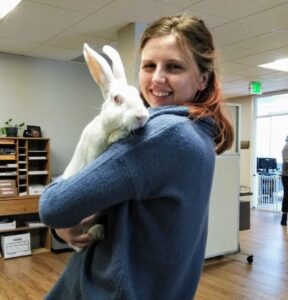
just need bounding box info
[1,0,288,99]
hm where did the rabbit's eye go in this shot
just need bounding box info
[114,95,122,105]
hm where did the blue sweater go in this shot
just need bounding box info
[39,105,216,300]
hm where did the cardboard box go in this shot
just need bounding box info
[0,180,16,188]
[0,187,17,198]
[29,184,45,195]
[0,219,16,230]
[1,233,31,259]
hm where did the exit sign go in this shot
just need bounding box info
[249,81,262,94]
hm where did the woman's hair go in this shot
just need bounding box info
[139,15,234,154]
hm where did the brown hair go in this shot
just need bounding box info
[139,15,234,154]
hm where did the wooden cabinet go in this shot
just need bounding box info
[0,137,51,256]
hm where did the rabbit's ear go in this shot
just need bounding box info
[83,43,114,98]
[102,45,127,83]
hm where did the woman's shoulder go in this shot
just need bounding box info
[145,105,190,134]
[148,105,188,123]
[109,105,215,158]
[146,105,216,140]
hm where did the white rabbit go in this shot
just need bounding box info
[63,44,149,179]
[62,44,149,251]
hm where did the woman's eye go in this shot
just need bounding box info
[142,63,156,70]
[167,63,183,71]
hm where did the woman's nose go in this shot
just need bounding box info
[152,68,166,84]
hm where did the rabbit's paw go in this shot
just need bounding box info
[108,130,127,144]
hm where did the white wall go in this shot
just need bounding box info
[117,22,147,85]
[228,95,254,192]
[0,52,103,176]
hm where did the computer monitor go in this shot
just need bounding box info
[257,157,277,173]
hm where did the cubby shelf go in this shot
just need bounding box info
[0,137,51,257]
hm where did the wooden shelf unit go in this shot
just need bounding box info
[0,137,51,256]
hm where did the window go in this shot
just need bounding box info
[255,92,288,168]
[254,92,287,211]
[256,93,288,116]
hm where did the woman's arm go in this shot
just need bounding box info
[39,149,136,228]
[40,111,214,230]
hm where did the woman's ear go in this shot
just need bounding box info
[198,71,210,91]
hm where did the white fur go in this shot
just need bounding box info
[63,44,149,179]
[62,44,149,251]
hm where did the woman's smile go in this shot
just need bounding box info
[139,34,208,107]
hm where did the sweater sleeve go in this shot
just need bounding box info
[39,148,136,228]
[39,112,215,229]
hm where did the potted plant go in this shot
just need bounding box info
[0,118,25,137]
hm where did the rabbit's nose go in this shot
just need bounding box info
[136,114,148,127]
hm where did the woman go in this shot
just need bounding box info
[40,15,234,299]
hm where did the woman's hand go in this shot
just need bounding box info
[55,214,97,249]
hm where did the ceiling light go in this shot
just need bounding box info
[0,0,22,19]
[259,58,288,72]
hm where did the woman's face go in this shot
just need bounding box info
[139,34,208,107]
